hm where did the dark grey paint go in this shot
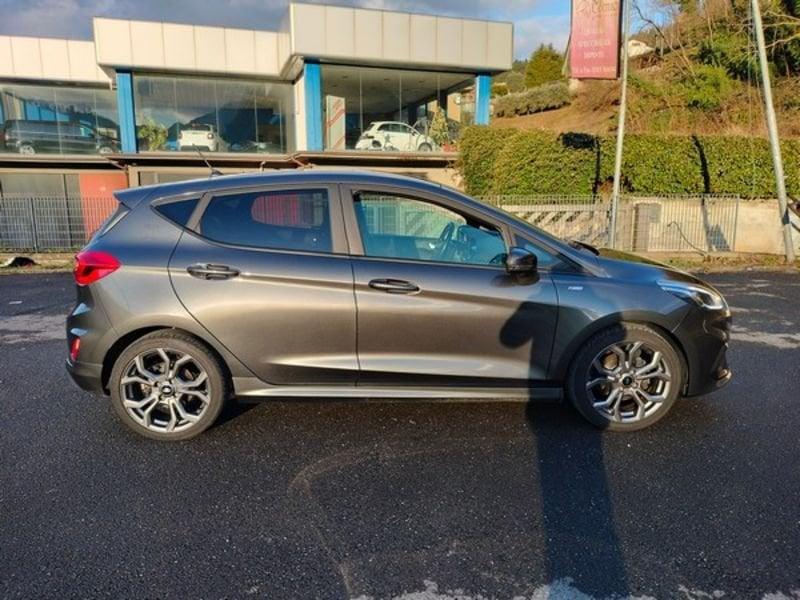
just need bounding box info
[66,169,731,402]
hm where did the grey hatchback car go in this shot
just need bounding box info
[66,170,731,440]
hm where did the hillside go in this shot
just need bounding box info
[490,1,800,138]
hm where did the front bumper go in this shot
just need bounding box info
[65,359,105,395]
[675,307,733,397]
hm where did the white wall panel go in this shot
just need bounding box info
[130,20,164,67]
[354,9,382,60]
[409,15,436,64]
[325,6,354,58]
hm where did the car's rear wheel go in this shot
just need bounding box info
[418,142,432,152]
[566,324,683,431]
[18,143,35,155]
[109,331,228,441]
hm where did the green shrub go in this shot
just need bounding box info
[683,65,734,110]
[456,127,518,196]
[490,130,600,195]
[458,126,800,198]
[493,82,571,118]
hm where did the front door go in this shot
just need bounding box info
[344,187,559,386]
[169,184,358,385]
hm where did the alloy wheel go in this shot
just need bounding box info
[585,341,672,424]
[120,347,211,433]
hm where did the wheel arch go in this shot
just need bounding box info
[101,326,234,394]
[551,316,690,393]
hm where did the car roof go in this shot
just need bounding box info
[130,169,456,202]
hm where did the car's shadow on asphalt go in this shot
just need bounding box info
[525,402,629,597]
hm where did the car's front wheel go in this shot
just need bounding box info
[566,324,683,431]
[109,331,228,441]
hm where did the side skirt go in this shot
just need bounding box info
[232,377,563,403]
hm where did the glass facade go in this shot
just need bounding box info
[133,74,294,154]
[320,65,474,153]
[0,84,119,155]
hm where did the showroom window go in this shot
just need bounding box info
[320,65,474,153]
[133,74,294,154]
[0,83,119,156]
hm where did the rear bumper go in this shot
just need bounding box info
[65,359,105,395]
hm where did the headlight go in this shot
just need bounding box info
[658,280,727,310]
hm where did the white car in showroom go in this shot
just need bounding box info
[178,124,227,152]
[355,121,438,152]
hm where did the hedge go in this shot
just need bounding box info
[457,126,800,198]
[492,82,571,118]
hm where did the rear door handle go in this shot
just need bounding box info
[187,263,240,281]
[368,278,420,294]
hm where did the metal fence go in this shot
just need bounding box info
[483,194,742,254]
[0,194,116,252]
[0,192,742,254]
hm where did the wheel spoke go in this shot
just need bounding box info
[179,389,210,404]
[173,398,200,424]
[177,370,207,389]
[168,354,192,378]
[586,376,612,390]
[123,392,158,410]
[593,387,621,410]
[121,375,153,387]
[625,341,643,369]
[133,355,161,381]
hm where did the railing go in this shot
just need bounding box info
[0,192,742,254]
[481,194,742,254]
[0,194,117,252]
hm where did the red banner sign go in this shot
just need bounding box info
[570,0,622,79]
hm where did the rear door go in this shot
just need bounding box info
[168,183,358,385]
[342,185,560,386]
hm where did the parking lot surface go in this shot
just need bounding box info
[1,271,799,599]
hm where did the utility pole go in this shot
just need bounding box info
[609,0,631,249]
[751,0,796,262]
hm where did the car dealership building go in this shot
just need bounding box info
[0,3,512,198]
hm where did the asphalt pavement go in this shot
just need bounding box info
[1,271,799,599]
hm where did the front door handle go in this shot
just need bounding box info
[368,278,420,294]
[187,263,240,281]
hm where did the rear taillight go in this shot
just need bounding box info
[69,337,81,362]
[74,250,120,286]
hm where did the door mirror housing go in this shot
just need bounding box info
[505,247,538,274]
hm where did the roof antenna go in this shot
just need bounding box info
[193,145,222,177]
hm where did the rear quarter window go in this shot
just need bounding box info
[154,197,200,227]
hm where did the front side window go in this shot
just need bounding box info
[199,189,331,253]
[354,193,506,266]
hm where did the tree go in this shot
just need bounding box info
[428,108,450,147]
[525,44,565,88]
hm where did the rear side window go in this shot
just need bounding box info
[155,197,200,227]
[199,189,331,253]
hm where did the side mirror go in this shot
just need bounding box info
[505,247,537,274]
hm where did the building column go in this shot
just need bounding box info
[474,74,491,125]
[115,70,137,153]
[303,61,323,151]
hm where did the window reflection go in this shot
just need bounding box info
[0,84,119,155]
[133,74,294,154]
[321,65,473,153]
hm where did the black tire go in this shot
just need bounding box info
[109,331,229,441]
[418,143,432,152]
[566,323,683,432]
[18,143,35,155]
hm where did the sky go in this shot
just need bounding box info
[0,0,571,61]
